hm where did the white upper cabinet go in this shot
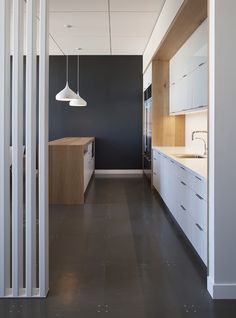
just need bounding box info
[169,19,208,114]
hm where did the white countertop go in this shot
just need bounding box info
[153,146,208,180]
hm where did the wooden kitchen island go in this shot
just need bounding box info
[49,137,95,204]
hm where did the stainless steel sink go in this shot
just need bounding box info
[173,154,206,159]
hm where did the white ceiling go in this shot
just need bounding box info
[49,0,166,55]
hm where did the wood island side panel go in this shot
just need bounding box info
[49,137,95,205]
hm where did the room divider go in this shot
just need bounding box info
[0,0,49,298]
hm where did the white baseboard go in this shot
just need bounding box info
[207,276,236,299]
[95,169,143,175]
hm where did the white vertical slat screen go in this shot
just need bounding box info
[0,0,49,298]
[0,0,11,298]
[12,0,24,297]
[25,0,37,297]
[39,0,49,297]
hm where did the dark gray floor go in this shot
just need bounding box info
[1,175,236,317]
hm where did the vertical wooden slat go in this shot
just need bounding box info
[12,0,24,297]
[0,0,11,298]
[39,0,49,297]
[25,0,37,297]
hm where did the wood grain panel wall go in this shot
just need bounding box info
[152,60,185,147]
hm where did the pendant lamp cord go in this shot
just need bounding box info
[77,55,79,91]
[66,55,69,82]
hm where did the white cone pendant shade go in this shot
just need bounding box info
[55,55,77,101]
[69,55,87,107]
[69,94,87,107]
[56,81,78,101]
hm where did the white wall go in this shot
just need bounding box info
[143,0,184,72]
[185,111,208,153]
[208,0,236,299]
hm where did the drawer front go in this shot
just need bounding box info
[153,155,158,174]
[87,142,93,153]
[84,152,94,191]
[153,171,161,193]
[190,191,207,232]
[153,150,162,174]
[177,203,192,243]
[177,178,193,212]
[176,163,207,200]
[84,167,90,192]
[192,175,207,201]
[192,222,207,265]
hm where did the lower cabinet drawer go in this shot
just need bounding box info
[177,178,193,212]
[176,163,207,201]
[191,222,207,265]
[190,191,207,232]
[153,171,161,193]
[89,157,95,176]
[177,203,192,243]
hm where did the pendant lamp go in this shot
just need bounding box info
[56,55,78,101]
[69,55,87,107]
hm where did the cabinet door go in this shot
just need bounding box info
[199,62,208,107]
[153,151,161,193]
[190,191,207,232]
[160,155,170,202]
[169,19,208,114]
[166,159,179,219]
[192,222,207,265]
[169,82,177,113]
[171,79,185,113]
[153,151,162,174]
[153,171,160,193]
[89,157,95,179]
[192,62,208,108]
[177,204,193,243]
[188,20,208,72]
[163,158,172,210]
[84,152,90,192]
[153,150,158,173]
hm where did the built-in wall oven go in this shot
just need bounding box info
[143,85,152,180]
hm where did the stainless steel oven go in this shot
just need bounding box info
[143,85,152,180]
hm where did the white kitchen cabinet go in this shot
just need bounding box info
[152,149,208,265]
[177,203,193,243]
[84,142,95,192]
[153,150,162,195]
[169,19,208,114]
[192,62,208,108]
[192,222,207,264]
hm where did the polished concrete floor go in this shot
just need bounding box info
[1,175,236,317]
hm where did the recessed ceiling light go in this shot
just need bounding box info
[64,24,72,28]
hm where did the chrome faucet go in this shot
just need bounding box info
[192,130,208,156]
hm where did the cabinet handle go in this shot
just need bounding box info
[196,223,203,231]
[153,172,157,175]
[181,181,186,186]
[180,205,186,211]
[171,160,175,164]
[154,158,157,160]
[183,74,187,78]
[195,176,202,181]
[180,166,186,171]
[199,62,205,67]
[196,193,204,200]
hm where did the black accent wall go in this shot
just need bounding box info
[49,56,143,170]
